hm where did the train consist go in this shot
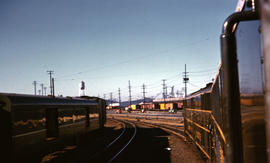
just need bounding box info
[1,1,270,163]
[0,93,106,162]
[183,1,268,162]
[107,99,183,111]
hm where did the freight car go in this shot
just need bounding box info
[130,104,141,110]
[183,0,269,162]
[0,93,106,162]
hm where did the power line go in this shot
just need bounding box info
[56,37,212,79]
[100,67,216,101]
[189,68,217,73]
[190,72,217,77]
[55,70,181,82]
[102,73,181,101]
[146,74,180,89]
[188,82,200,88]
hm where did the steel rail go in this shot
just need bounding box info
[134,120,186,140]
[132,120,210,160]
[105,119,127,149]
[108,120,137,163]
[88,119,127,160]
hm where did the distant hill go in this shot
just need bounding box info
[106,98,153,107]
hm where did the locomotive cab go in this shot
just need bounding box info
[220,0,266,162]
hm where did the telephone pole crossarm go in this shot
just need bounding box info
[183,64,189,98]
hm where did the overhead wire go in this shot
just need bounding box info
[56,36,213,80]
[188,67,217,73]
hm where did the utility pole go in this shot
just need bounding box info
[44,87,47,96]
[128,80,132,107]
[40,83,44,95]
[38,89,41,95]
[103,94,107,106]
[176,90,180,97]
[33,81,37,95]
[110,92,113,107]
[52,78,55,96]
[162,79,166,104]
[142,84,146,107]
[165,86,168,98]
[118,88,121,107]
[171,86,175,98]
[47,70,54,95]
[183,64,189,98]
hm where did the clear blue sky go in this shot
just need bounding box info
[0,0,236,100]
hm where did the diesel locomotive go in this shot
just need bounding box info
[183,0,270,162]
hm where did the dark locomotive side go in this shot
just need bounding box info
[183,1,267,162]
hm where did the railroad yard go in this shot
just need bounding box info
[19,110,206,163]
[2,1,270,162]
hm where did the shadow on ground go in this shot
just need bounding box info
[113,126,171,163]
[14,123,172,163]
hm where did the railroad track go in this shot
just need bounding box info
[134,120,210,161]
[89,118,137,163]
[133,120,186,141]
[110,116,185,140]
[106,119,204,162]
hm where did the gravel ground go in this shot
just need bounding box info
[19,117,206,163]
[114,120,206,163]
[168,133,206,163]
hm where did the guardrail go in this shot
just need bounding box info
[184,108,225,163]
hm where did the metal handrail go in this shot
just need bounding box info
[184,108,226,162]
[210,114,226,144]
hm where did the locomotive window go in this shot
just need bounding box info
[235,19,267,162]
[236,20,264,94]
